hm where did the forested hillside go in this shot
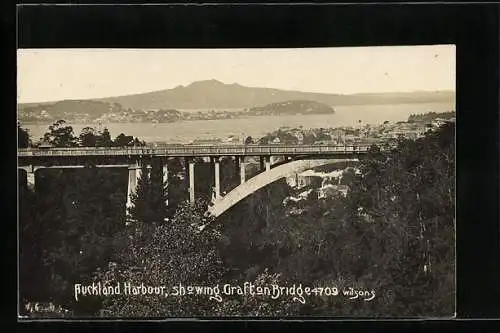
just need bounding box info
[18,100,126,122]
[248,100,335,115]
[18,120,454,317]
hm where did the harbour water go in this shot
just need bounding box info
[23,102,454,143]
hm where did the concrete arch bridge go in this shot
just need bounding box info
[17,144,372,220]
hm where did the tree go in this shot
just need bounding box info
[97,128,113,147]
[29,166,128,315]
[258,137,267,145]
[128,160,168,224]
[343,123,455,316]
[80,127,127,147]
[114,133,135,147]
[315,132,331,142]
[245,136,254,145]
[216,124,455,317]
[95,200,225,317]
[339,167,356,185]
[19,169,42,308]
[20,124,140,317]
[212,269,302,316]
[43,120,77,147]
[18,122,31,148]
[79,127,98,147]
[133,137,146,146]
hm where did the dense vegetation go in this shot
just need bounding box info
[214,123,455,317]
[18,122,31,148]
[257,127,331,145]
[248,100,335,115]
[37,120,146,147]
[18,119,455,318]
[18,100,126,123]
[408,110,455,123]
[19,121,146,316]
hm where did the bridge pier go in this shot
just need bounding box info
[188,159,195,204]
[234,156,240,178]
[239,156,246,184]
[26,171,35,191]
[19,166,36,191]
[258,156,271,171]
[145,163,152,179]
[213,157,221,200]
[126,163,141,219]
[163,161,169,207]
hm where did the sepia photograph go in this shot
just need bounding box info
[17,46,456,319]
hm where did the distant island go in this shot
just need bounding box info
[247,100,334,116]
[17,79,455,124]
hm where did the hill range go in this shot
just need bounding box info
[18,79,455,120]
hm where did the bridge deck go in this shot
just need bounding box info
[18,144,372,157]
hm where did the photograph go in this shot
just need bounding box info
[17,46,456,319]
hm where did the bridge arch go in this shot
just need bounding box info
[206,158,359,219]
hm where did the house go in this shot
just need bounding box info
[282,189,314,207]
[330,128,345,138]
[292,131,304,144]
[192,138,222,144]
[317,184,349,199]
[314,140,332,145]
[286,172,321,189]
[432,118,447,127]
[296,175,312,188]
[285,175,298,188]
[317,185,337,199]
[300,130,316,144]
[223,135,235,143]
[38,141,54,149]
[391,131,406,139]
[344,134,357,142]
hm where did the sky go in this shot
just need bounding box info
[17,45,455,104]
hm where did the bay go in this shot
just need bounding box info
[23,102,454,144]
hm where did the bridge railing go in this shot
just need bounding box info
[18,144,376,157]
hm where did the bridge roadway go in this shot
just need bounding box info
[17,144,372,158]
